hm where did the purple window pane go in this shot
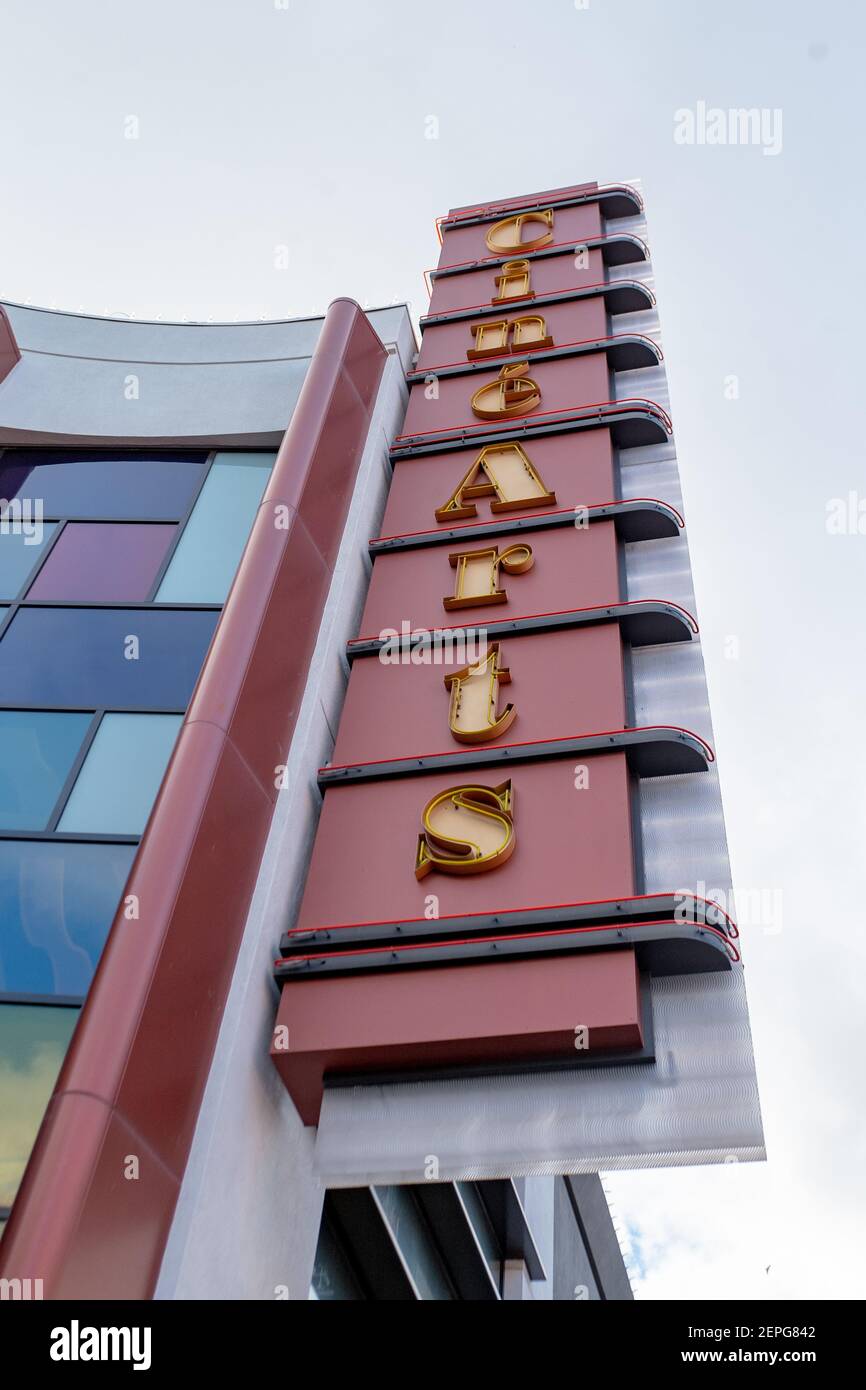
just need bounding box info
[26,522,176,602]
[0,452,207,521]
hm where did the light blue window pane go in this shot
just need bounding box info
[0,710,92,830]
[0,523,57,600]
[155,452,275,605]
[57,713,183,835]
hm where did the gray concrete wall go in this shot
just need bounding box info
[561,1175,634,1301]
[0,301,414,447]
[154,343,409,1301]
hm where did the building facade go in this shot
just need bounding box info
[0,178,762,1301]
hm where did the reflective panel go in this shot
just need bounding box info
[373,1186,455,1300]
[457,1182,502,1279]
[0,525,58,601]
[0,711,92,830]
[26,522,176,602]
[0,841,136,998]
[0,607,219,708]
[0,1003,79,1206]
[58,713,182,835]
[0,452,207,521]
[156,451,275,604]
[312,1215,365,1301]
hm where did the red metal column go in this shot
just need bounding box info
[0,299,388,1300]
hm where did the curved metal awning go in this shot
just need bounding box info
[370,498,684,555]
[317,724,714,788]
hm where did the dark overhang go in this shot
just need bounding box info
[410,1185,503,1299]
[420,278,655,328]
[478,1181,546,1282]
[317,724,713,788]
[370,498,684,554]
[408,333,661,384]
[390,399,672,459]
[280,891,739,956]
[348,598,698,660]
[440,182,643,230]
[430,234,649,285]
[275,918,736,982]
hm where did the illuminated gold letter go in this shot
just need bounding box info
[444,643,515,744]
[444,543,533,611]
[485,209,554,255]
[468,315,552,362]
[415,780,515,879]
[467,319,509,360]
[435,443,556,522]
[470,361,541,420]
[510,315,553,350]
[493,259,533,304]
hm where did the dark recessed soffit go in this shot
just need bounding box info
[407,333,661,383]
[420,278,654,327]
[391,401,672,458]
[479,1181,546,1282]
[370,498,684,554]
[432,235,648,283]
[275,918,736,983]
[317,724,713,788]
[440,183,643,231]
[280,891,738,956]
[348,598,697,659]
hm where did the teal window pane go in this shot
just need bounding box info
[155,452,275,605]
[0,711,93,831]
[0,1003,78,1207]
[0,524,57,600]
[57,713,183,835]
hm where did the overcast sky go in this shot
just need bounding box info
[1,0,864,1301]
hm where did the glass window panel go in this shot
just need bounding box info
[0,607,218,708]
[58,713,182,835]
[0,452,207,521]
[0,1003,79,1206]
[373,1186,455,1300]
[312,1214,365,1301]
[0,524,58,601]
[26,522,176,602]
[0,841,136,998]
[156,451,275,605]
[0,711,92,830]
[458,1182,502,1279]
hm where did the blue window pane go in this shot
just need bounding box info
[0,608,218,709]
[0,711,92,830]
[58,713,182,835]
[0,452,208,521]
[156,451,275,604]
[0,841,136,999]
[0,1003,80,1205]
[0,523,57,600]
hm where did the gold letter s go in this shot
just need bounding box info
[415,780,515,879]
